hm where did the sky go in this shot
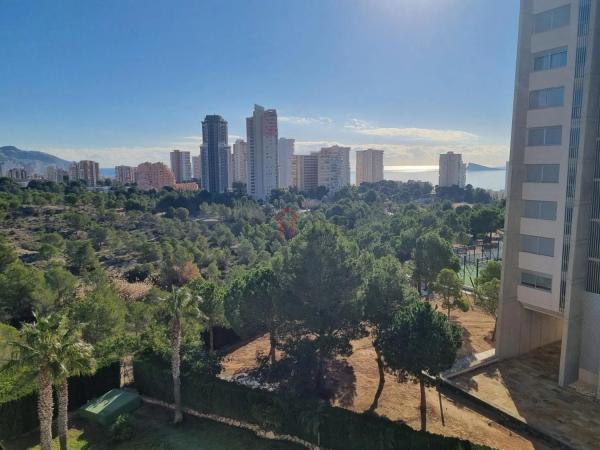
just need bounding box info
[0,0,519,169]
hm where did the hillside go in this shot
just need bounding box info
[0,146,71,174]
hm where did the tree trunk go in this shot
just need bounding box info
[268,327,277,366]
[58,379,69,450]
[491,316,497,341]
[209,322,214,354]
[171,315,183,424]
[368,346,385,413]
[419,375,427,432]
[38,368,54,450]
[447,301,451,319]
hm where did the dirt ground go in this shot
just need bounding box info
[221,303,550,450]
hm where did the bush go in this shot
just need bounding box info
[133,354,489,450]
[0,361,120,440]
[110,413,135,443]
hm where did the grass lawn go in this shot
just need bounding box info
[6,403,303,450]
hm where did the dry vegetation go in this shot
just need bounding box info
[221,303,549,450]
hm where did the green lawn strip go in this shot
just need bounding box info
[7,404,302,450]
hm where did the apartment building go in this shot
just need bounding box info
[247,105,278,199]
[497,0,600,395]
[278,137,295,188]
[356,149,384,185]
[115,165,136,184]
[170,150,192,183]
[69,160,100,186]
[438,151,466,188]
[201,115,230,193]
[292,153,319,192]
[135,162,175,191]
[318,145,350,193]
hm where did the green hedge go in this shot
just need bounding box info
[0,361,120,440]
[134,355,490,450]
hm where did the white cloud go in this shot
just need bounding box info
[345,118,478,142]
[279,116,333,126]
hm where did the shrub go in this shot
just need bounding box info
[133,354,489,450]
[110,413,135,443]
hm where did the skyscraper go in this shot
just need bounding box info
[356,149,384,185]
[231,139,248,186]
[438,152,466,188]
[292,153,319,192]
[69,160,100,186]
[200,115,230,193]
[192,156,201,180]
[115,165,136,184]
[497,0,600,395]
[278,138,295,188]
[170,150,192,183]
[318,145,350,193]
[246,105,278,199]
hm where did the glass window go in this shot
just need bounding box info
[521,271,552,291]
[529,87,564,109]
[533,5,570,33]
[533,47,568,71]
[527,126,562,146]
[522,200,557,220]
[526,164,560,183]
[520,234,555,257]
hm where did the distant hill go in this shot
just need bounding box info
[467,162,504,172]
[0,146,71,174]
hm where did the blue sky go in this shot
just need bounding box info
[0,0,519,167]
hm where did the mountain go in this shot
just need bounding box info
[0,146,71,174]
[467,162,504,172]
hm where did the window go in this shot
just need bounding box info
[533,5,570,33]
[533,47,568,71]
[522,199,557,220]
[525,164,560,183]
[529,87,565,109]
[521,271,553,291]
[527,126,562,146]
[520,234,555,257]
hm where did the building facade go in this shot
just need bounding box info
[45,166,69,183]
[201,115,230,193]
[115,165,136,184]
[231,139,248,186]
[292,153,319,192]
[69,160,100,186]
[135,162,175,191]
[8,167,28,181]
[246,105,278,199]
[169,150,192,183]
[438,152,466,188]
[356,149,384,185]
[192,155,201,180]
[318,145,350,193]
[497,0,600,396]
[278,137,295,188]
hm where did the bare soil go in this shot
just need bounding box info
[221,303,550,450]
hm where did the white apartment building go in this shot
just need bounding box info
[278,137,295,188]
[318,146,350,193]
[246,105,278,199]
[356,149,384,185]
[438,151,466,188]
[115,165,136,184]
[232,139,248,186]
[498,0,600,396]
[170,150,192,183]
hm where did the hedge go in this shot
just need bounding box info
[134,354,490,450]
[0,361,120,440]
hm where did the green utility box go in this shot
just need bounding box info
[79,389,142,426]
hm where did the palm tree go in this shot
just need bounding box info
[166,286,199,423]
[55,321,96,450]
[9,313,68,450]
[191,280,225,354]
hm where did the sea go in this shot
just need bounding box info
[102,166,507,192]
[353,165,506,191]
